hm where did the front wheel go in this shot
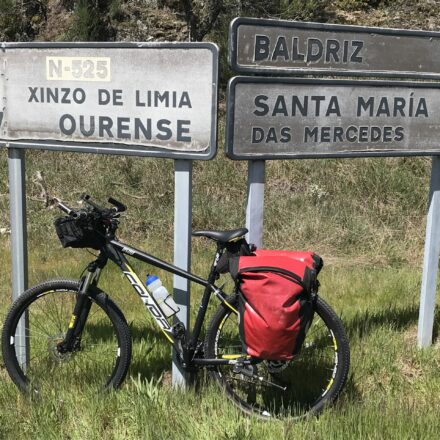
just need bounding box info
[2,279,132,396]
[205,295,350,419]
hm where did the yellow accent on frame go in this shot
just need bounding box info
[161,329,174,343]
[221,354,250,359]
[228,236,244,243]
[223,300,238,315]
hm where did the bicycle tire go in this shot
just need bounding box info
[204,295,350,420]
[2,279,132,395]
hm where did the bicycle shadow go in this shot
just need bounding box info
[126,322,173,380]
[342,304,439,343]
[81,319,172,379]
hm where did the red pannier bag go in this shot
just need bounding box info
[234,250,322,361]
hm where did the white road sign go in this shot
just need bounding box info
[0,42,218,159]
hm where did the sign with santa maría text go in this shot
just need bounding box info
[226,77,440,159]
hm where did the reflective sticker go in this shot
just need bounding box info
[326,377,334,391]
[322,377,334,397]
[68,314,77,329]
[10,336,14,345]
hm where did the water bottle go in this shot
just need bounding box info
[145,275,179,318]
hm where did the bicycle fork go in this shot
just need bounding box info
[57,260,104,354]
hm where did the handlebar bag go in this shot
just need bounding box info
[54,216,105,250]
[235,251,322,360]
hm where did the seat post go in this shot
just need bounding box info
[188,243,225,351]
[207,242,225,284]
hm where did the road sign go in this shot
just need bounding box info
[226,76,440,160]
[229,17,440,79]
[0,42,218,160]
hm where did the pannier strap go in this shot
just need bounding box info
[238,266,306,291]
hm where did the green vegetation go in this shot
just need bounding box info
[67,0,114,41]
[1,0,440,437]
[0,246,439,438]
[0,149,431,266]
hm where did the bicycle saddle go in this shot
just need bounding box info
[192,228,248,243]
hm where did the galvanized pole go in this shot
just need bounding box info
[245,160,265,248]
[7,148,29,367]
[418,156,440,347]
[172,159,192,386]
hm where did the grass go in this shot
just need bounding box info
[0,237,439,439]
[0,149,432,266]
[0,130,438,438]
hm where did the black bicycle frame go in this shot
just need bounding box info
[102,238,242,368]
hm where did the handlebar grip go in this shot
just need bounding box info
[108,197,126,213]
[53,197,74,215]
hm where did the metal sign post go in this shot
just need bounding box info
[173,159,192,386]
[7,148,29,368]
[418,156,440,347]
[246,160,265,248]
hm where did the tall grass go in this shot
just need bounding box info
[0,148,432,267]
[0,243,439,438]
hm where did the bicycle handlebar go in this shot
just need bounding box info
[54,195,127,218]
[53,197,75,215]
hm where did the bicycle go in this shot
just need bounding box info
[2,195,350,419]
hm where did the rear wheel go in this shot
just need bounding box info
[2,279,131,397]
[205,295,350,419]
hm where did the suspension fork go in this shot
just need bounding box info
[58,255,107,353]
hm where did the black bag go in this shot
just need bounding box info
[216,239,254,274]
[54,216,105,250]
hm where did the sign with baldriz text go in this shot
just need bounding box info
[0,42,218,159]
[229,17,440,78]
[226,77,440,159]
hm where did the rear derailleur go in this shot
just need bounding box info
[232,359,286,391]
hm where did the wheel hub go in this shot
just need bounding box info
[48,334,73,363]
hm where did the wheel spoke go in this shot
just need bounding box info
[206,296,349,419]
[3,283,130,396]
